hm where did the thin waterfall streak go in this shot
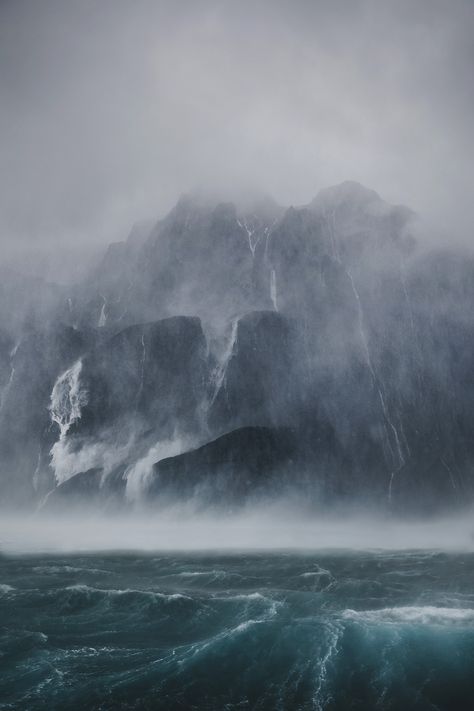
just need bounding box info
[347,267,405,476]
[270,269,278,311]
[400,259,416,336]
[32,448,42,491]
[237,218,256,256]
[324,208,340,263]
[209,320,238,407]
[0,365,15,412]
[98,296,107,327]
[441,458,457,490]
[377,389,405,467]
[388,471,395,503]
[136,331,147,409]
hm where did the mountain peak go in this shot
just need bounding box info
[310,181,382,210]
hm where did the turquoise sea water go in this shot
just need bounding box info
[2,550,474,710]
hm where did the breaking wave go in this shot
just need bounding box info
[2,550,474,709]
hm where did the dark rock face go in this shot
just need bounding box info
[44,316,211,498]
[78,316,209,437]
[41,468,103,511]
[41,465,127,512]
[73,197,282,331]
[0,324,87,503]
[2,181,474,512]
[149,426,297,504]
[0,331,13,392]
[208,311,295,434]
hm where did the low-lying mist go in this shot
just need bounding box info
[2,504,474,555]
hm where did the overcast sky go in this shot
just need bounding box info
[1,0,473,264]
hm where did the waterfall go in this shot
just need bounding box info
[209,320,238,407]
[49,360,89,484]
[0,341,21,413]
[441,458,457,491]
[135,331,147,409]
[50,360,87,440]
[323,207,341,262]
[98,297,107,327]
[270,269,278,311]
[125,438,186,502]
[237,217,266,257]
[346,268,406,499]
[0,366,15,413]
[32,448,42,491]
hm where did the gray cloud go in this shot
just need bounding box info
[1,0,473,267]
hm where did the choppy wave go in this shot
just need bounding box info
[64,583,192,602]
[32,565,111,575]
[2,550,474,710]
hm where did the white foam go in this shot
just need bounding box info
[125,438,187,502]
[65,583,189,600]
[343,606,474,626]
[300,566,332,578]
[177,570,227,579]
[0,583,15,593]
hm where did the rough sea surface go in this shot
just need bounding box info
[2,550,474,710]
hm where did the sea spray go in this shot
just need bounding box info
[125,438,188,502]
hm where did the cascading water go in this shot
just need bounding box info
[345,268,406,499]
[49,360,88,484]
[237,218,257,256]
[270,269,278,311]
[323,207,341,262]
[125,438,188,502]
[98,297,107,327]
[135,331,147,409]
[209,320,238,407]
[0,342,20,413]
[50,360,87,440]
[0,366,15,413]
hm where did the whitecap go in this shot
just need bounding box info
[33,565,110,575]
[176,570,227,579]
[216,592,266,601]
[342,606,474,626]
[300,567,332,578]
[0,583,15,593]
[64,583,191,601]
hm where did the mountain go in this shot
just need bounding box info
[1,181,474,513]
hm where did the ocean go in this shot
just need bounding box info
[2,547,474,710]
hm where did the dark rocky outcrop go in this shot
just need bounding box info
[77,315,209,437]
[0,324,87,503]
[2,181,474,512]
[149,426,297,504]
[41,468,103,510]
[41,465,127,512]
[208,311,295,434]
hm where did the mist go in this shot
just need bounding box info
[1,0,473,279]
[1,0,474,520]
[3,6,474,710]
[3,506,474,555]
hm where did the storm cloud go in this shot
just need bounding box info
[1,0,473,265]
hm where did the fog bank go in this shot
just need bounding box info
[2,508,474,554]
[1,0,473,265]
